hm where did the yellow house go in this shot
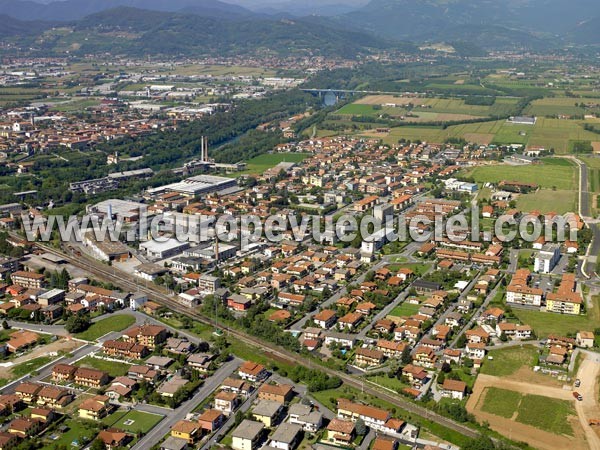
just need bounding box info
[546,293,581,315]
[78,395,110,420]
[171,420,199,444]
[251,400,282,428]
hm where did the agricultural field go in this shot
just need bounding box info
[524,97,587,117]
[341,95,519,121]
[356,115,600,153]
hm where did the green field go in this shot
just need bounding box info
[41,418,98,449]
[515,189,577,214]
[11,356,54,377]
[516,394,575,436]
[102,409,163,434]
[365,374,410,393]
[76,356,131,377]
[389,302,421,317]
[479,388,575,436]
[462,158,577,190]
[362,116,600,153]
[513,296,600,338]
[75,314,136,341]
[234,152,310,176]
[480,387,523,419]
[480,346,539,377]
[525,98,586,117]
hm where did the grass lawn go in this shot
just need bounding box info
[75,314,136,341]
[516,394,575,436]
[365,374,409,393]
[11,356,54,378]
[480,387,523,418]
[41,418,98,449]
[513,295,600,338]
[480,346,539,377]
[387,263,431,276]
[462,159,576,190]
[102,409,163,434]
[389,302,421,317]
[515,189,577,214]
[233,153,310,177]
[76,356,131,377]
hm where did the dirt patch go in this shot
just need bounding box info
[468,374,587,450]
[355,95,416,105]
[509,365,565,388]
[0,339,82,379]
[463,133,495,145]
[592,142,600,153]
[574,357,600,449]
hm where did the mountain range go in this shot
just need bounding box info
[2,0,600,56]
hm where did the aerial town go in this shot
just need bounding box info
[2,1,600,450]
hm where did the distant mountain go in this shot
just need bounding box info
[336,0,600,49]
[0,0,257,21]
[0,14,54,39]
[569,16,600,45]
[26,6,399,58]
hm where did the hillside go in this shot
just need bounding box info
[12,7,398,58]
[0,0,257,21]
[338,0,600,49]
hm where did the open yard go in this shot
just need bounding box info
[76,356,131,377]
[480,346,539,377]
[41,418,98,449]
[513,296,600,338]
[102,409,163,434]
[389,302,421,317]
[75,314,136,341]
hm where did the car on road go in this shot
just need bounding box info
[575,379,581,387]
[573,392,583,401]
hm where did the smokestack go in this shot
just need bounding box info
[214,238,219,263]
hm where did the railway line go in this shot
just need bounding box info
[32,239,481,441]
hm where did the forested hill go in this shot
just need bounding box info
[1,7,403,58]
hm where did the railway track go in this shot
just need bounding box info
[34,240,480,441]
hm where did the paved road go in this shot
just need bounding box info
[131,357,241,450]
[0,342,96,394]
[27,238,482,441]
[449,276,503,349]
